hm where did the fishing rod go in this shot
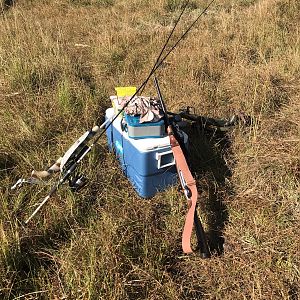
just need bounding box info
[22,123,106,225]
[13,0,216,225]
[92,0,216,146]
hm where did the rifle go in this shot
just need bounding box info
[154,77,210,257]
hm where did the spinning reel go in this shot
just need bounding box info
[68,172,88,192]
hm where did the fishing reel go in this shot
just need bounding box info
[68,172,88,192]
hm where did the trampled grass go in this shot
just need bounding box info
[0,0,299,299]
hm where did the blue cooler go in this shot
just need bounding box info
[105,108,178,198]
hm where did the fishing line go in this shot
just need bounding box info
[152,0,216,72]
[139,0,191,95]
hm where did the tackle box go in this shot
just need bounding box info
[124,113,165,139]
[105,107,178,198]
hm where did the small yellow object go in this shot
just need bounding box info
[115,86,136,97]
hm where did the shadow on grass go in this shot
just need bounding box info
[187,123,232,256]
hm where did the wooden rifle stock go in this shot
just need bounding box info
[154,77,210,256]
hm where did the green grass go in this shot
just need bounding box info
[0,0,299,299]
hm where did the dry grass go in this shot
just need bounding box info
[0,0,299,299]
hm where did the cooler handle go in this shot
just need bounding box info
[156,150,175,169]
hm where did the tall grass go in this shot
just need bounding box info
[0,0,299,299]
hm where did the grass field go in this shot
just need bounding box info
[0,0,299,299]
